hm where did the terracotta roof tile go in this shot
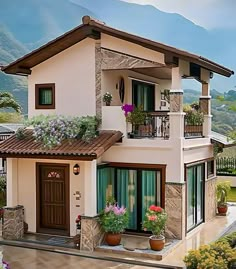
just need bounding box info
[0,129,122,160]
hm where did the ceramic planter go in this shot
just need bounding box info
[217,204,228,214]
[149,235,165,251]
[105,232,121,246]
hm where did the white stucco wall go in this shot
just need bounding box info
[102,69,171,109]
[7,158,96,236]
[28,38,96,118]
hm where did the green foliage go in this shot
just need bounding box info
[0,92,22,113]
[228,187,236,202]
[216,181,231,206]
[183,103,204,125]
[21,115,101,148]
[126,105,147,126]
[99,200,129,233]
[0,112,23,123]
[0,176,6,193]
[184,240,236,269]
[216,232,236,248]
[142,205,167,237]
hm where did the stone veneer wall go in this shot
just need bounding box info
[2,205,24,240]
[95,42,102,118]
[205,177,217,221]
[165,183,185,240]
[169,92,183,112]
[80,216,104,251]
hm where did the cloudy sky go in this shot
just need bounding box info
[121,0,235,29]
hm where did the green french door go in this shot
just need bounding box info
[187,164,204,231]
[132,80,155,111]
[97,166,161,232]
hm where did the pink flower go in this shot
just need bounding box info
[148,215,157,221]
[121,104,134,116]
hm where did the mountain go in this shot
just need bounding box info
[0,26,27,113]
[0,0,95,48]
[0,0,236,115]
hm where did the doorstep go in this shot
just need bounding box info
[95,234,181,261]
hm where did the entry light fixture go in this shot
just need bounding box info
[73,164,80,175]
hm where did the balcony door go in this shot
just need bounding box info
[187,164,204,232]
[132,80,155,111]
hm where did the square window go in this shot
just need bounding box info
[207,160,214,177]
[35,83,55,109]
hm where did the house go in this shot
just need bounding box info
[0,124,23,173]
[0,16,234,250]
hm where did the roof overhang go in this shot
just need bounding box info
[0,129,123,160]
[1,16,234,78]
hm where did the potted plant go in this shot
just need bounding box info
[103,92,112,106]
[122,104,147,137]
[184,102,204,130]
[142,205,167,251]
[99,200,128,246]
[216,181,231,214]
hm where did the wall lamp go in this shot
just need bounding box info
[73,164,80,175]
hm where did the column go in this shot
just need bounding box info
[200,82,212,137]
[6,158,18,207]
[169,67,185,139]
[83,160,97,216]
[80,160,103,251]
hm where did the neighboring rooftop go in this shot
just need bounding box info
[211,131,235,148]
[1,16,234,78]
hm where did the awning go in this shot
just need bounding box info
[211,131,235,148]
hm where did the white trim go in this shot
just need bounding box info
[170,89,183,94]
[199,95,211,99]
[128,76,159,85]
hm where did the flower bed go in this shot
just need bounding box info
[184,231,236,269]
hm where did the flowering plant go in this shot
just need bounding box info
[122,104,146,126]
[75,215,81,230]
[99,202,129,233]
[142,205,167,238]
[19,115,101,148]
[103,92,112,104]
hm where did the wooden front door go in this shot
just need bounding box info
[36,163,69,235]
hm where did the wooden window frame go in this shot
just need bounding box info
[35,83,55,109]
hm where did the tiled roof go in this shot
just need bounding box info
[0,129,122,160]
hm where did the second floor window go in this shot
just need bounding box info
[132,80,155,111]
[35,83,55,109]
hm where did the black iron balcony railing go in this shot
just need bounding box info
[129,111,169,139]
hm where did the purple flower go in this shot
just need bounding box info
[122,104,134,116]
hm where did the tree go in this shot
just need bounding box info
[0,92,21,113]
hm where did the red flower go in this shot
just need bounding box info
[149,205,162,213]
[149,205,156,211]
[155,207,162,213]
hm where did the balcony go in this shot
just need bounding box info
[102,106,204,140]
[128,111,169,139]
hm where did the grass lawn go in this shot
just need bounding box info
[228,187,236,202]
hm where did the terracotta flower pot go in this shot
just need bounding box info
[105,232,121,246]
[149,235,165,251]
[218,205,228,214]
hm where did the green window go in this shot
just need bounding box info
[35,83,55,109]
[132,80,155,111]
